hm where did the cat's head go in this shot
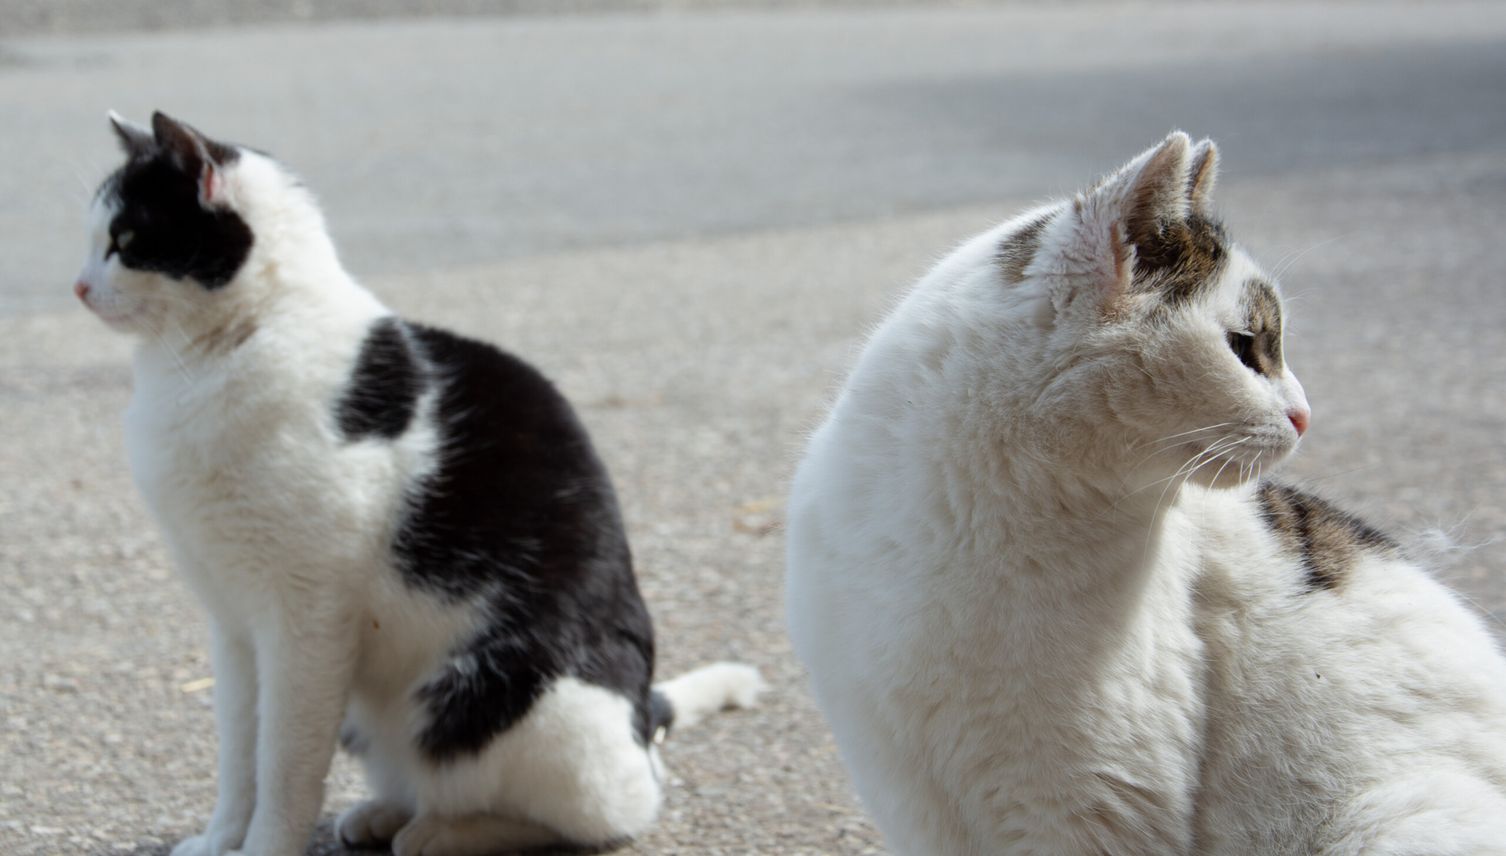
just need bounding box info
[992,132,1309,490]
[74,112,313,336]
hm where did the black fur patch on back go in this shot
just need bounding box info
[99,148,253,290]
[395,324,656,763]
[1132,213,1228,306]
[1257,482,1396,592]
[337,318,421,441]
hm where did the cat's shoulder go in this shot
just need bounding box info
[1188,480,1407,606]
[337,316,573,428]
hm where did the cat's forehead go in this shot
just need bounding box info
[92,164,127,214]
[1208,248,1282,315]
[91,154,174,218]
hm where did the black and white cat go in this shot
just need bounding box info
[786,133,1506,854]
[76,112,763,856]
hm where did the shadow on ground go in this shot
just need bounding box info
[97,818,617,855]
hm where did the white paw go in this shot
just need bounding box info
[391,816,445,856]
[337,800,413,848]
[170,835,212,856]
[171,828,244,856]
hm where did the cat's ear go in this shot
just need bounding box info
[1106,131,1193,254]
[1186,138,1219,216]
[1056,132,1194,314]
[151,111,229,209]
[107,110,153,158]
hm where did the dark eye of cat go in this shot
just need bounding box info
[1227,331,1259,372]
[106,229,135,261]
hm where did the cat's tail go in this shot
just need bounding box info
[650,662,766,743]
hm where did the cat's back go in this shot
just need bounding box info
[1188,482,1506,854]
[385,321,635,594]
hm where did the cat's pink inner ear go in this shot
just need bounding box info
[108,111,153,157]
[198,163,222,208]
[1120,132,1192,249]
[1187,139,1219,215]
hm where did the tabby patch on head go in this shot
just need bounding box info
[1257,483,1396,592]
[1230,278,1284,378]
[99,112,254,290]
[1129,212,1228,306]
[997,213,1054,285]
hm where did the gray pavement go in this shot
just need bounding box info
[3,3,1506,854]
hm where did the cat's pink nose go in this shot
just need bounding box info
[1288,408,1310,438]
[73,280,90,302]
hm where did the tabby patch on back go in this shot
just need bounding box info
[787,131,1506,856]
[77,111,763,856]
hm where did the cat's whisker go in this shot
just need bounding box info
[70,163,95,199]
[1269,233,1350,282]
[1122,435,1247,508]
[1208,450,1241,488]
[141,316,197,391]
[1134,436,1246,551]
[1126,424,1242,473]
[1132,422,1236,452]
[1139,440,1234,554]
[1445,589,1506,633]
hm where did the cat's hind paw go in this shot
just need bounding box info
[392,813,563,856]
[337,800,413,848]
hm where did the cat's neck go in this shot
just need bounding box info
[132,239,383,374]
[936,430,1178,568]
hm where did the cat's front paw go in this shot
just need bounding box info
[170,835,212,856]
[170,826,245,856]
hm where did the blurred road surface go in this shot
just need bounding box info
[2,3,1505,853]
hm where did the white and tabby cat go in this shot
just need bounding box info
[76,112,764,856]
[786,132,1506,855]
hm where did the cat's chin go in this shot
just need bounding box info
[79,297,145,333]
[1145,433,1294,493]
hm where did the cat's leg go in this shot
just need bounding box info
[337,726,415,849]
[391,813,563,856]
[232,602,358,856]
[172,623,257,856]
[426,677,662,852]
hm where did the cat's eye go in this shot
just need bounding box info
[106,230,134,259]
[1227,330,1259,372]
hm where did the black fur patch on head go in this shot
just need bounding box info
[393,324,657,763]
[1257,482,1396,592]
[97,146,252,290]
[1131,213,1228,306]
[1230,278,1284,378]
[337,318,421,441]
[996,213,1053,284]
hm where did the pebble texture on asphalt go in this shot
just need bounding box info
[3,4,1505,854]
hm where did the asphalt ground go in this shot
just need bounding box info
[3,4,1505,854]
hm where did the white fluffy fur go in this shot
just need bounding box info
[80,136,763,856]
[786,133,1506,855]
